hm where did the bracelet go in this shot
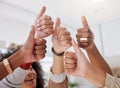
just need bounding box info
[52,47,64,56]
[3,59,13,74]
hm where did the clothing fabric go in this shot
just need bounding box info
[103,73,120,88]
[0,67,28,88]
[0,67,68,88]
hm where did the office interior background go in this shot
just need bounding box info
[0,0,120,88]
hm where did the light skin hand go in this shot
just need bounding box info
[64,39,106,87]
[34,6,54,38]
[51,18,72,74]
[76,16,94,49]
[52,18,72,53]
[64,39,90,77]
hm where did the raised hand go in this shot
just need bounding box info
[52,18,72,53]
[76,16,94,49]
[64,39,106,87]
[64,39,90,77]
[21,26,46,63]
[34,6,54,38]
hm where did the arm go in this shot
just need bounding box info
[64,39,106,87]
[0,26,46,80]
[48,55,68,88]
[64,39,120,88]
[0,67,28,88]
[86,43,113,75]
[0,38,46,88]
[0,49,27,80]
[76,16,113,75]
[47,18,71,88]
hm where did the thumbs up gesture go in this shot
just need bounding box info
[76,16,94,49]
[34,6,54,38]
[52,18,72,54]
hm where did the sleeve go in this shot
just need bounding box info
[0,67,28,88]
[45,69,68,88]
[103,73,120,88]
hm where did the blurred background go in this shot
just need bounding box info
[0,0,120,88]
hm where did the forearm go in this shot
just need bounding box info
[47,77,68,88]
[0,49,25,80]
[0,62,9,80]
[84,64,106,87]
[86,43,113,75]
[52,55,64,74]
[0,67,28,88]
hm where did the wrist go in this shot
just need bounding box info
[8,49,25,70]
[52,47,64,56]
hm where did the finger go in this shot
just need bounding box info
[39,15,51,21]
[27,25,35,44]
[38,25,53,30]
[59,29,70,35]
[34,45,46,50]
[38,20,54,26]
[37,6,46,19]
[76,33,91,38]
[34,39,46,45]
[42,28,53,34]
[72,38,86,61]
[78,43,89,48]
[81,16,89,28]
[34,49,46,55]
[64,63,76,69]
[65,68,75,73]
[60,35,72,41]
[35,54,45,60]
[61,40,72,47]
[64,57,77,64]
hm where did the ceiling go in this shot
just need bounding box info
[1,0,120,27]
[0,0,120,57]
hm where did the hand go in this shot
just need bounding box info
[34,6,54,38]
[76,16,94,49]
[64,39,106,87]
[64,39,90,77]
[52,18,72,53]
[34,38,46,59]
[21,26,46,63]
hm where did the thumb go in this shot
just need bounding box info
[26,25,35,44]
[54,17,61,34]
[72,38,86,62]
[81,16,89,28]
[37,6,46,19]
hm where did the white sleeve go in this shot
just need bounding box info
[103,73,120,88]
[0,67,28,88]
[49,69,66,83]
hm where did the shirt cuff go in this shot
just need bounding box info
[50,69,66,83]
[6,67,29,84]
[103,73,115,88]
